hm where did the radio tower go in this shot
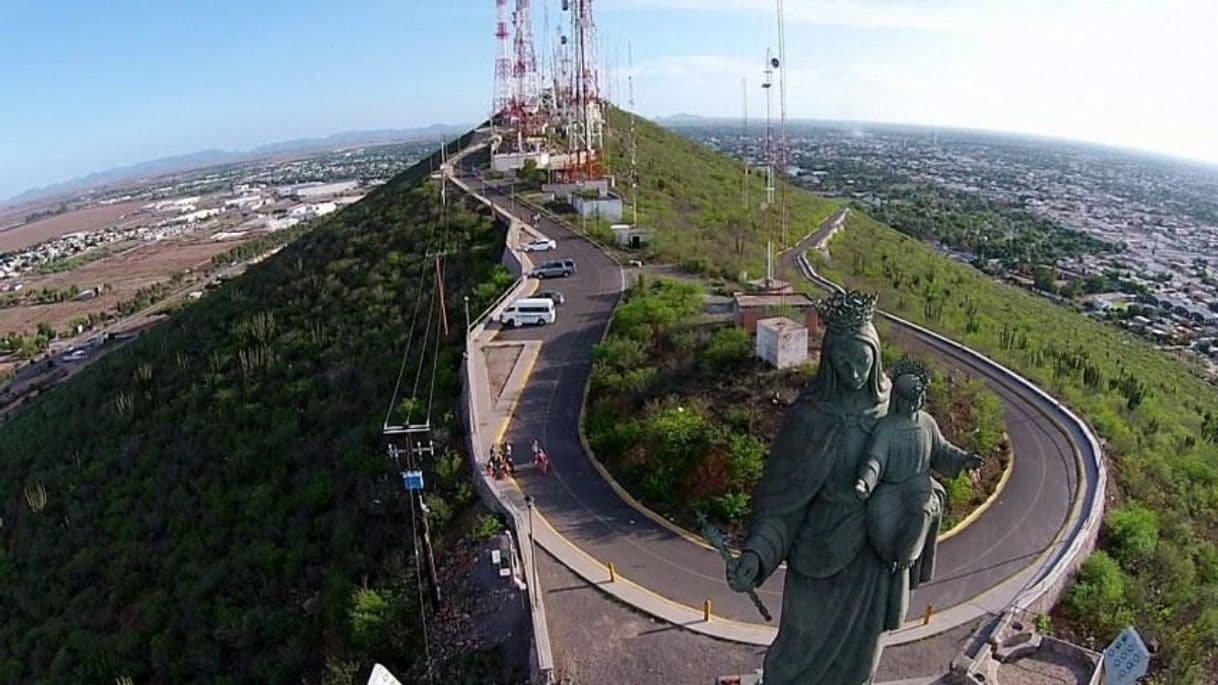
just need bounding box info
[512,0,540,129]
[571,0,603,174]
[492,0,513,121]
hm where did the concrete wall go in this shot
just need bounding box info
[756,318,808,369]
[736,307,818,334]
[571,194,623,221]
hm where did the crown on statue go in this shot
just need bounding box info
[816,290,878,336]
[889,356,932,400]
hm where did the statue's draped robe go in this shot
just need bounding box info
[744,383,928,685]
[860,411,975,629]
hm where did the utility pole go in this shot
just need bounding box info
[408,435,442,608]
[524,494,540,608]
[432,251,449,337]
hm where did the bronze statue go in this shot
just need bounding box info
[725,292,983,684]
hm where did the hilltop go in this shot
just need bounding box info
[0,133,517,681]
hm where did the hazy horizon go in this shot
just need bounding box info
[3,0,1216,200]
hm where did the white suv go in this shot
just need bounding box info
[523,238,557,252]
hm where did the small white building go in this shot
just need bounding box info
[572,192,623,221]
[610,224,654,249]
[755,317,808,370]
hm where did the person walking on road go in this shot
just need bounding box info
[531,440,550,475]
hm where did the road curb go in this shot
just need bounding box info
[938,432,1015,543]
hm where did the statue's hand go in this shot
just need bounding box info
[854,478,870,500]
[965,453,985,472]
[727,550,762,592]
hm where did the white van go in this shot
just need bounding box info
[499,297,556,327]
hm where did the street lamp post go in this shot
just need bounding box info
[524,494,539,608]
[463,295,471,333]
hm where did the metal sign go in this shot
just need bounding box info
[402,470,425,492]
[368,664,404,685]
[1103,626,1150,685]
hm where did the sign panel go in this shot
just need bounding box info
[1103,626,1150,685]
[402,470,425,492]
[368,664,403,685]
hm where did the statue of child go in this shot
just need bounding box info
[855,358,984,575]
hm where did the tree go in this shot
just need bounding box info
[1031,264,1057,293]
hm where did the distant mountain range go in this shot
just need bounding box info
[3,124,470,207]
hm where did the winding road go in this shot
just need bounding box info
[458,163,1097,644]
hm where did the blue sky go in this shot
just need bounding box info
[2,0,1216,200]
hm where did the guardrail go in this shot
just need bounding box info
[451,167,555,684]
[795,249,1106,617]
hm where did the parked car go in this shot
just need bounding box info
[537,289,566,305]
[523,238,557,252]
[531,259,576,279]
[499,297,557,327]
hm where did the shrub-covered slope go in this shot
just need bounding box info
[818,212,1218,680]
[0,136,513,682]
[602,107,838,278]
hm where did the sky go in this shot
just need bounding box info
[2,0,1216,200]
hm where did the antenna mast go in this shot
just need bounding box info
[493,0,513,120]
[776,0,789,246]
[762,48,775,283]
[628,42,638,225]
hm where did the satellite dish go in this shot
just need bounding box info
[771,57,780,68]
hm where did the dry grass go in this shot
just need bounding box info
[0,238,250,335]
[0,200,146,252]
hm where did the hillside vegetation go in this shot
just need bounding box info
[602,107,838,278]
[585,276,1008,535]
[0,138,518,682]
[816,213,1218,680]
[618,114,1218,679]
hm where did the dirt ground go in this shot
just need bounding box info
[0,200,145,252]
[0,238,249,335]
[485,343,525,404]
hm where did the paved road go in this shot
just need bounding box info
[467,177,1083,629]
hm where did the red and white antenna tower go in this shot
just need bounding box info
[570,0,603,172]
[493,0,513,121]
[512,0,540,125]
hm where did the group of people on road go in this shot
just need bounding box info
[484,439,550,479]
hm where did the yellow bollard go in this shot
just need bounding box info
[704,598,712,622]
[922,604,934,626]
[608,561,616,583]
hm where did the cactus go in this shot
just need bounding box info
[24,482,47,513]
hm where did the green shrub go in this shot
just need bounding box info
[474,513,505,541]
[1105,503,1160,567]
[1065,551,1133,638]
[725,432,766,490]
[424,494,453,530]
[348,588,392,650]
[703,327,752,371]
[713,492,752,523]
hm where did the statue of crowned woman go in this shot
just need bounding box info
[724,290,983,684]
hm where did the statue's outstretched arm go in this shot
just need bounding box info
[930,418,982,478]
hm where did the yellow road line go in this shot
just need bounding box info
[493,343,541,446]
